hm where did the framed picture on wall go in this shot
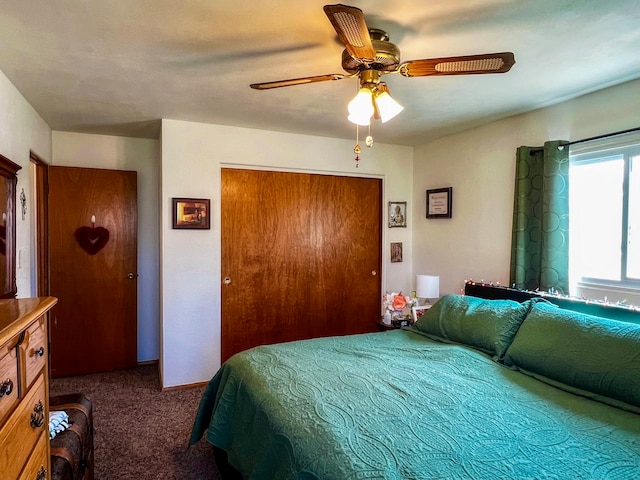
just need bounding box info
[390,242,403,263]
[426,187,452,219]
[412,305,432,323]
[388,201,407,227]
[172,197,210,229]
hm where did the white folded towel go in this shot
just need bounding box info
[49,410,70,439]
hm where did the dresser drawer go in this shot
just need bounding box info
[0,339,19,424]
[0,374,47,479]
[18,431,49,480]
[23,317,47,390]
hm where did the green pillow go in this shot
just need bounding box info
[503,301,640,408]
[410,294,533,358]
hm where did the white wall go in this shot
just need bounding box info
[160,120,413,387]
[412,78,640,302]
[52,132,160,362]
[0,69,51,298]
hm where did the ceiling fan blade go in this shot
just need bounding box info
[250,73,347,90]
[399,52,515,77]
[323,4,376,63]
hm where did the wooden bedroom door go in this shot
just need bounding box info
[48,166,138,377]
[221,168,382,361]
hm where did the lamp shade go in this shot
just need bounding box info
[374,91,404,123]
[416,275,439,299]
[347,88,374,126]
[347,112,371,126]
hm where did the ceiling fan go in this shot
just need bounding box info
[250,4,515,125]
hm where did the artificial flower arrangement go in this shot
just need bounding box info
[382,292,416,325]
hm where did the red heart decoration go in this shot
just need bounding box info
[75,226,110,255]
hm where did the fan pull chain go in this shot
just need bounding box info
[354,124,361,167]
[366,124,373,148]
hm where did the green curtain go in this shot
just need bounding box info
[509,140,570,293]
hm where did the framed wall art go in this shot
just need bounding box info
[412,305,432,323]
[390,242,403,263]
[172,197,210,229]
[426,187,453,219]
[388,201,407,227]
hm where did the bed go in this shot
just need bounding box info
[190,285,640,479]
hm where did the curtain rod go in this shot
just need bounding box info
[568,126,640,146]
[528,126,640,154]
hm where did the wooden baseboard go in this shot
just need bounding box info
[137,359,158,366]
[161,381,209,392]
[138,359,209,391]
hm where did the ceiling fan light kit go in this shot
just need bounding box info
[346,69,404,126]
[250,4,515,157]
[347,86,404,126]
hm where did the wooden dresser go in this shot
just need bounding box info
[0,297,57,480]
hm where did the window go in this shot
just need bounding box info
[569,135,640,289]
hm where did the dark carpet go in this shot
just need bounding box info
[49,364,221,480]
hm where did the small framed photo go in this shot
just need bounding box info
[426,187,452,219]
[412,305,432,323]
[390,242,403,263]
[388,201,407,227]
[172,197,210,229]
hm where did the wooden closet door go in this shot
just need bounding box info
[221,168,382,361]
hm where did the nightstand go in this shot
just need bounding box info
[376,315,413,331]
[376,319,396,331]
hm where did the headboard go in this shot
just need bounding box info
[464,282,640,325]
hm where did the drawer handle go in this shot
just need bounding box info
[36,466,47,480]
[32,346,45,357]
[30,400,45,428]
[0,378,13,397]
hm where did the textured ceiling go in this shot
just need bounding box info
[1,0,639,146]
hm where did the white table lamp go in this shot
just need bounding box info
[416,275,439,304]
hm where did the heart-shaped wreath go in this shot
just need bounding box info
[75,226,110,255]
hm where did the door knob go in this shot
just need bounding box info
[223,277,232,285]
[127,273,137,279]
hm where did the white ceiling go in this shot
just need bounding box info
[1,0,639,146]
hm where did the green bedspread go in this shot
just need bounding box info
[190,329,640,479]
